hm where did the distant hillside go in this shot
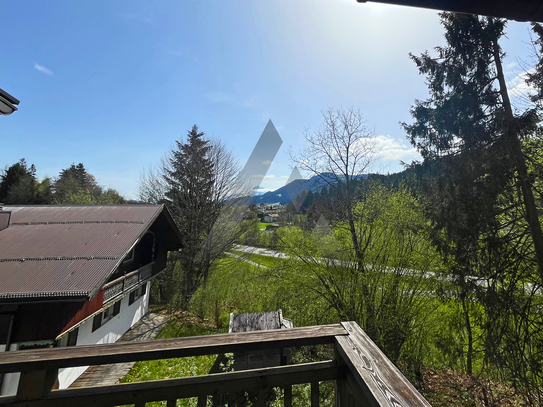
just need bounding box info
[252,173,369,205]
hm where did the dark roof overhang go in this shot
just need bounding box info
[356,0,543,23]
[0,88,19,116]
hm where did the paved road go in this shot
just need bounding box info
[232,244,495,291]
[234,245,289,259]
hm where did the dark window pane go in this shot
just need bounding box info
[92,314,102,332]
[129,290,136,305]
[113,300,121,316]
[67,327,78,347]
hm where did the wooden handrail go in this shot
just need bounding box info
[0,322,433,407]
[102,262,155,290]
[335,322,432,407]
[0,361,342,407]
[0,324,347,373]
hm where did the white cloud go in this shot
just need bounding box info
[34,63,53,75]
[374,135,420,161]
[262,160,273,165]
[264,174,275,179]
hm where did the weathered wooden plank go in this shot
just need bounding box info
[15,369,57,401]
[0,324,346,374]
[335,322,431,407]
[0,361,343,407]
[229,311,282,333]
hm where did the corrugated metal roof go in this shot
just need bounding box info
[7,205,160,224]
[0,205,166,301]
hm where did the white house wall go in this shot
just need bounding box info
[0,344,20,396]
[58,281,150,389]
[0,281,150,395]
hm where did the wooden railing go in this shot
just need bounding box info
[103,262,155,304]
[0,322,431,407]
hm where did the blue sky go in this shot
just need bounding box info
[0,0,536,199]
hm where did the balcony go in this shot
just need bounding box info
[103,263,155,304]
[0,322,431,407]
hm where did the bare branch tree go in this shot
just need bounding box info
[290,107,377,266]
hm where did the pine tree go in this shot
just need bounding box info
[403,13,543,391]
[403,13,543,281]
[164,125,217,305]
[0,159,38,204]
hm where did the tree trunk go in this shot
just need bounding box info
[493,38,543,281]
[462,293,473,375]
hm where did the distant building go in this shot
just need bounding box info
[263,214,279,223]
[0,205,182,394]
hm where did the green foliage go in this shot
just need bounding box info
[0,160,124,205]
[120,318,225,407]
[189,256,281,323]
[239,219,260,245]
[53,163,125,204]
[278,186,443,365]
[0,159,41,204]
[399,14,543,402]
[191,187,444,374]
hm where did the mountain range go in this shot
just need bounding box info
[252,173,368,205]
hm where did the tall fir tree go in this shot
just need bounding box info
[164,125,217,305]
[404,13,543,394]
[403,12,543,281]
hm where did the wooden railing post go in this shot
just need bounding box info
[311,381,319,406]
[15,368,58,401]
[284,385,293,407]
[256,388,266,406]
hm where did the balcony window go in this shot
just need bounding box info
[129,284,146,306]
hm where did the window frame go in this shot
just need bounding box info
[129,284,146,306]
[122,248,135,265]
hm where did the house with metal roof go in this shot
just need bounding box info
[0,204,182,395]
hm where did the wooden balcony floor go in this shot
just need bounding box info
[69,312,169,388]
